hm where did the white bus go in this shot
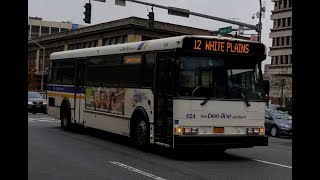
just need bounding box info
[47,35,269,152]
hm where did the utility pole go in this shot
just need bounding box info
[280,78,285,108]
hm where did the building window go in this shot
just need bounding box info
[275,1,278,9]
[289,55,292,64]
[276,37,280,46]
[110,38,116,45]
[284,0,287,8]
[277,19,281,27]
[286,36,290,45]
[123,35,128,43]
[88,41,97,47]
[287,17,291,26]
[275,56,279,64]
[51,27,59,34]
[104,38,110,46]
[41,26,50,36]
[272,38,275,46]
[115,36,122,44]
[280,56,283,64]
[279,0,282,9]
[31,25,40,33]
[282,18,286,27]
[281,37,285,46]
[273,20,277,28]
[31,26,40,38]
[289,0,292,7]
[271,57,275,65]
[284,55,288,64]
[60,28,69,32]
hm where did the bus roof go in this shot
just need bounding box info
[50,35,263,60]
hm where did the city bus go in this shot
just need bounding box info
[47,35,269,152]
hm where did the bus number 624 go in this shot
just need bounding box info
[186,113,196,119]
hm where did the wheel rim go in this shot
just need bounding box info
[271,127,277,136]
[136,121,147,146]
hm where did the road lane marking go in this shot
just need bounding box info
[39,118,56,120]
[252,159,292,169]
[28,118,59,123]
[109,161,166,180]
[37,120,58,122]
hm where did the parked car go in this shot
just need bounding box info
[265,109,292,137]
[28,91,47,114]
[266,103,281,110]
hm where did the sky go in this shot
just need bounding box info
[28,0,273,69]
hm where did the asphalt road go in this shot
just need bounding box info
[28,113,292,180]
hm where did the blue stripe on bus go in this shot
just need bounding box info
[47,85,85,94]
[137,41,146,50]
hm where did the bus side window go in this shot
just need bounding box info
[143,53,155,88]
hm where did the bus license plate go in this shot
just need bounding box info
[213,127,224,134]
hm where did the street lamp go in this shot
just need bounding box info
[29,39,45,91]
[253,0,265,42]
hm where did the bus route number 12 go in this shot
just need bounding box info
[194,40,202,50]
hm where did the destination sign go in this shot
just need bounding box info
[123,55,142,64]
[182,38,265,57]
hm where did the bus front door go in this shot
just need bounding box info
[155,52,174,147]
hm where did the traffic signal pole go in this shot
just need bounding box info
[109,0,263,42]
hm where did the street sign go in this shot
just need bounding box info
[218,26,232,35]
[168,7,190,18]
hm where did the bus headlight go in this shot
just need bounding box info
[183,127,198,135]
[253,128,260,134]
[247,127,265,135]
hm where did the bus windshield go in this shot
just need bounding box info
[178,55,265,101]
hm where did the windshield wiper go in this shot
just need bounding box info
[200,96,210,106]
[241,92,251,107]
[192,86,201,96]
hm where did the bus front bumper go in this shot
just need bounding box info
[173,135,268,150]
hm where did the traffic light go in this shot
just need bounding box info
[148,11,154,30]
[83,2,92,24]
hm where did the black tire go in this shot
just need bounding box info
[133,114,150,149]
[61,105,71,131]
[270,126,279,137]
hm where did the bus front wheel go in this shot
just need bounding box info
[133,114,150,149]
[60,105,71,131]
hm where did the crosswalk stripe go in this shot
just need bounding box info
[28,118,59,123]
